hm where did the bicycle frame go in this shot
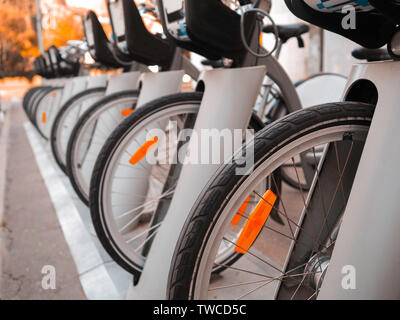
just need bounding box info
[318,60,400,299]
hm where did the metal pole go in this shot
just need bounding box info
[35,0,45,55]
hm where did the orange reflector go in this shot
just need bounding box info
[231,196,251,226]
[235,190,277,254]
[121,109,134,117]
[51,92,57,97]
[259,33,264,46]
[42,112,47,123]
[129,137,158,166]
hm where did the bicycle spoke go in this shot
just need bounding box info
[126,222,162,244]
[213,263,275,279]
[134,229,159,252]
[222,237,283,274]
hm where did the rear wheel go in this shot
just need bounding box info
[168,102,374,300]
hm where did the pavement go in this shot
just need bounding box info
[0,104,86,299]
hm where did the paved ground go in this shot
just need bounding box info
[0,104,86,300]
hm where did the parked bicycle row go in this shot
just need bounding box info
[23,0,398,300]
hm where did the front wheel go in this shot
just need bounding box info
[50,87,106,173]
[89,92,264,278]
[66,90,139,205]
[168,102,374,300]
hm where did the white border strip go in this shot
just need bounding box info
[24,122,121,300]
[0,109,10,227]
[0,107,11,278]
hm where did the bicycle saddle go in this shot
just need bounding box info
[84,11,133,69]
[285,0,398,49]
[157,0,256,61]
[263,23,309,45]
[352,47,391,62]
[107,0,175,69]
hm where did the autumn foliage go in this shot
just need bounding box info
[0,0,84,79]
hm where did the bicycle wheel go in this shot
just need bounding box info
[66,90,139,205]
[280,73,347,191]
[89,92,264,278]
[50,87,106,173]
[23,86,43,114]
[168,102,374,300]
[33,87,64,140]
[27,87,53,123]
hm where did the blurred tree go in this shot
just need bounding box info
[0,0,37,78]
[0,0,84,79]
[42,12,84,49]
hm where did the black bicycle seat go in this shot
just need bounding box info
[263,23,310,44]
[107,0,175,69]
[49,45,81,77]
[157,0,256,61]
[84,11,133,69]
[352,47,391,62]
[285,0,397,49]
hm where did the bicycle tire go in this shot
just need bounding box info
[89,92,264,277]
[66,90,139,205]
[168,102,374,300]
[50,87,106,173]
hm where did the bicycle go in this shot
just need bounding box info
[167,0,400,300]
[49,2,199,175]
[24,44,86,140]
[87,0,345,289]
[66,10,346,206]
[64,1,199,204]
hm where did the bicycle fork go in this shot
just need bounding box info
[319,61,400,299]
[126,65,267,299]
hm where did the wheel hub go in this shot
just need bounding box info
[305,254,330,290]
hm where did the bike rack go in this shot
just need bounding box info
[126,65,266,299]
[319,61,400,299]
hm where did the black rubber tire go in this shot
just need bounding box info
[168,102,375,300]
[33,87,64,140]
[66,90,139,205]
[50,87,106,174]
[23,86,43,113]
[27,87,52,122]
[89,92,264,277]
